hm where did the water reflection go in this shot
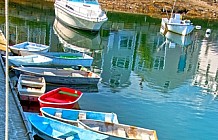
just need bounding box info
[53,18,102,53]
[192,31,218,93]
[101,30,136,88]
[160,29,193,47]
[52,18,105,68]
[1,0,218,95]
[134,30,200,91]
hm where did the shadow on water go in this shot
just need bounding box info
[20,100,80,113]
[46,83,99,93]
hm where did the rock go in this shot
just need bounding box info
[99,0,218,19]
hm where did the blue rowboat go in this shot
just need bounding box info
[9,41,50,55]
[21,51,94,67]
[40,107,119,126]
[28,114,109,140]
[3,55,53,66]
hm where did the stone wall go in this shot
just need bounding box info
[99,0,218,20]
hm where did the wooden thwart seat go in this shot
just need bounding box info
[21,80,44,87]
[44,71,55,75]
[117,128,126,138]
[58,91,79,97]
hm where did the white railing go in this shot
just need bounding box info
[65,3,107,22]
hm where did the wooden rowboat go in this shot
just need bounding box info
[38,87,83,109]
[13,66,100,85]
[28,114,109,140]
[3,54,53,66]
[9,41,50,55]
[79,120,158,140]
[40,107,119,126]
[17,74,46,102]
[21,51,93,67]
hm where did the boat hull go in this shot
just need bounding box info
[54,2,107,31]
[40,107,119,125]
[38,87,83,109]
[19,94,39,102]
[21,52,94,67]
[4,55,53,67]
[9,41,50,55]
[13,66,100,85]
[39,101,76,109]
[28,115,109,140]
[79,119,158,140]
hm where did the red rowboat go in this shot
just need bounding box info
[38,87,83,109]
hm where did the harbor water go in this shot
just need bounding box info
[1,1,218,140]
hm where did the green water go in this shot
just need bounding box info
[1,1,218,140]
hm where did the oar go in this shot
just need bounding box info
[58,91,79,97]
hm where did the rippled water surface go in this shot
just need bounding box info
[1,1,218,139]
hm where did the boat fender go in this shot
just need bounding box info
[79,112,86,120]
[55,110,62,118]
[88,72,92,77]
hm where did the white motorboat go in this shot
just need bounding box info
[54,0,108,31]
[161,13,194,36]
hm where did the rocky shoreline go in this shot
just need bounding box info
[99,0,218,20]
[3,0,218,20]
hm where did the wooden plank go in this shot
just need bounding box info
[21,80,44,87]
[0,30,10,52]
[58,91,79,97]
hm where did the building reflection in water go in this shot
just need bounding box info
[101,29,136,88]
[192,32,218,93]
[134,29,200,91]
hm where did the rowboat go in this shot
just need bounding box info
[9,41,50,55]
[54,0,108,31]
[3,54,53,66]
[21,51,93,67]
[17,74,46,102]
[13,66,100,85]
[28,114,109,140]
[38,87,83,109]
[40,107,119,126]
[79,119,158,140]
